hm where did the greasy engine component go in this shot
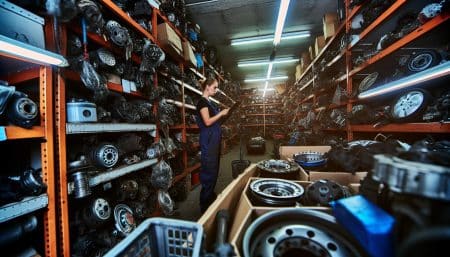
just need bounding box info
[169,176,189,202]
[330,109,346,128]
[109,94,141,123]
[304,179,351,206]
[96,106,112,122]
[0,84,39,128]
[116,133,145,157]
[406,50,441,74]
[116,179,139,201]
[372,154,450,201]
[293,152,327,168]
[158,99,179,126]
[71,171,91,199]
[81,198,111,228]
[423,90,450,122]
[158,190,174,216]
[358,72,378,93]
[128,201,149,220]
[151,160,173,190]
[390,89,430,122]
[80,59,107,92]
[90,48,116,71]
[0,215,38,249]
[0,168,47,205]
[257,159,300,180]
[349,104,380,124]
[113,204,136,237]
[146,141,166,159]
[105,20,132,54]
[68,155,91,172]
[140,40,165,72]
[90,142,119,169]
[77,0,105,32]
[248,178,304,206]
[66,99,98,123]
[131,100,154,123]
[243,208,368,257]
[19,168,47,196]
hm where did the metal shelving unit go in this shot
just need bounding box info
[66,123,157,135]
[0,194,49,223]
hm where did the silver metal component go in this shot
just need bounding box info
[66,99,98,123]
[257,159,300,179]
[294,151,327,167]
[106,20,130,47]
[407,51,436,73]
[92,143,119,168]
[372,154,450,201]
[68,155,90,171]
[82,198,111,227]
[158,190,174,215]
[0,195,48,223]
[113,204,136,236]
[249,179,304,206]
[66,123,156,136]
[243,209,366,257]
[96,48,116,67]
[71,171,91,199]
[391,90,425,119]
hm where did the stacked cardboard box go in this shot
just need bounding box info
[157,23,183,57]
[323,12,339,40]
[182,41,197,67]
[314,35,326,56]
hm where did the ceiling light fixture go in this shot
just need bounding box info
[258,88,275,92]
[0,34,68,67]
[238,57,299,67]
[230,31,309,46]
[262,81,270,97]
[245,76,288,83]
[273,0,291,46]
[186,0,218,7]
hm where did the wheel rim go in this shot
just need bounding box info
[392,91,425,118]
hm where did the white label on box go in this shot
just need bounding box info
[122,79,131,93]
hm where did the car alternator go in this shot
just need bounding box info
[113,204,136,237]
[140,40,165,72]
[91,142,119,169]
[106,20,131,48]
[248,178,304,206]
[304,180,351,206]
[146,141,166,159]
[243,209,369,257]
[257,159,300,180]
[90,48,116,70]
[82,198,111,228]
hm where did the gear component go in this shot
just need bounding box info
[106,20,131,48]
[243,208,369,257]
[90,48,116,70]
[91,142,119,169]
[257,159,300,180]
[248,178,304,206]
[304,180,351,206]
[158,190,174,216]
[82,198,111,228]
[113,204,136,237]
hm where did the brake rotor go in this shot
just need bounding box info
[113,204,135,236]
[294,152,327,168]
[95,48,116,68]
[257,159,300,179]
[243,208,368,257]
[358,72,378,93]
[249,178,304,206]
[304,180,351,206]
[391,90,426,119]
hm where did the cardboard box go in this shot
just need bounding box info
[323,12,338,23]
[182,41,197,67]
[157,23,183,56]
[301,52,311,68]
[295,64,303,81]
[323,20,339,40]
[314,35,326,56]
[309,45,315,60]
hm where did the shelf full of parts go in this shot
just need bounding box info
[284,0,449,146]
[0,2,57,256]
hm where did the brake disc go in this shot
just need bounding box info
[372,154,450,201]
[248,178,304,206]
[91,143,119,168]
[106,20,131,47]
[82,198,111,228]
[304,180,351,206]
[243,208,368,257]
[113,204,135,236]
[294,152,327,168]
[358,72,378,93]
[93,48,116,69]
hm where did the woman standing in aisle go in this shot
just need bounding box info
[196,78,230,213]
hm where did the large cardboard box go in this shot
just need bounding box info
[315,35,326,56]
[309,45,315,60]
[182,41,197,67]
[157,23,183,56]
[323,12,338,23]
[323,20,339,40]
[295,64,303,81]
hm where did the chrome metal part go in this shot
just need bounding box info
[249,178,304,206]
[294,152,327,167]
[82,198,111,227]
[106,20,130,47]
[372,154,450,201]
[113,204,135,236]
[391,90,426,119]
[257,159,300,174]
[71,171,91,199]
[92,143,119,168]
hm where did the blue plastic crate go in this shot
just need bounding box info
[104,218,203,257]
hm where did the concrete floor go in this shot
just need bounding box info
[174,140,275,221]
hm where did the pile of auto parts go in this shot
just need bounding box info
[248,178,304,206]
[243,208,369,257]
[140,40,165,73]
[158,190,174,216]
[0,82,39,128]
[303,179,352,206]
[105,20,132,58]
[257,159,300,180]
[77,0,104,33]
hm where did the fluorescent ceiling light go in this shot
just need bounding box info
[0,34,68,67]
[274,0,291,46]
[258,88,275,91]
[231,31,309,46]
[266,63,274,80]
[244,76,288,83]
[238,57,299,67]
[186,0,218,7]
[262,81,270,97]
[359,61,450,99]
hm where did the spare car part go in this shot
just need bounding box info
[358,72,378,93]
[372,154,450,201]
[257,159,300,179]
[390,89,430,121]
[116,133,144,156]
[80,60,107,91]
[68,155,90,172]
[19,168,46,196]
[128,201,149,220]
[106,20,131,48]
[77,0,104,32]
[419,2,444,24]
[304,180,351,206]
[0,215,38,248]
[169,176,189,202]
[116,179,139,201]
[66,99,97,123]
[293,152,327,168]
[146,141,165,159]
[4,89,39,128]
[243,208,369,257]
[113,204,135,237]
[91,142,119,169]
[82,198,111,228]
[71,171,91,199]
[248,178,304,206]
[406,50,441,74]
[91,48,116,70]
[151,160,173,190]
[158,190,174,216]
[423,90,450,121]
[140,40,165,72]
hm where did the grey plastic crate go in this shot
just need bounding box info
[104,218,203,257]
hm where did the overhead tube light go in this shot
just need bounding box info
[0,34,68,67]
[262,81,270,97]
[186,0,218,7]
[273,0,291,46]
[244,76,288,83]
[358,61,450,99]
[258,88,275,91]
[266,63,274,80]
[231,31,309,46]
[238,57,299,67]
